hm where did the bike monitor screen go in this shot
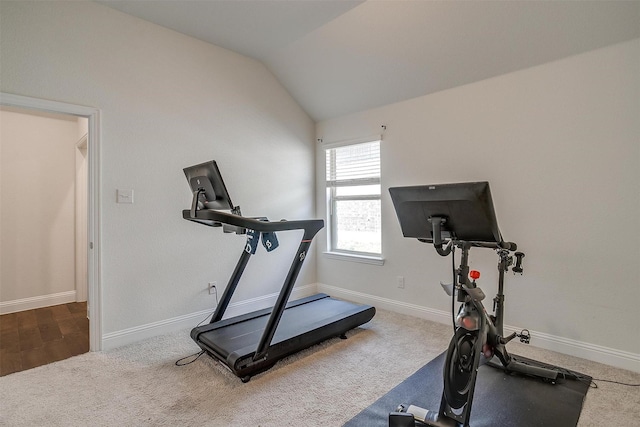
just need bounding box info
[389,182,503,244]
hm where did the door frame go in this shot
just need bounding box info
[75,134,88,303]
[1,92,102,351]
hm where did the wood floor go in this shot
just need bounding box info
[0,302,89,376]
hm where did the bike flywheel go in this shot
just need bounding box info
[443,328,479,409]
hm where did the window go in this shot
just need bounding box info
[325,139,381,258]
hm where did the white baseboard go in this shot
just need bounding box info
[317,283,640,373]
[101,284,318,351]
[0,290,77,314]
[100,282,640,373]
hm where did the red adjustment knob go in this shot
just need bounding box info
[470,270,481,280]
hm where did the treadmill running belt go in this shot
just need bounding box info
[198,297,365,358]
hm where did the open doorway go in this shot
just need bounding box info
[0,93,101,375]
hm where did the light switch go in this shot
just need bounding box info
[117,189,134,204]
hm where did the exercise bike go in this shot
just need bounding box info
[388,182,571,427]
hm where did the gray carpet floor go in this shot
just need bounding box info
[1,309,638,426]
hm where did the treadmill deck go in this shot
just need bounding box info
[191,293,375,380]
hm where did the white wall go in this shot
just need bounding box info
[316,40,640,363]
[0,109,81,306]
[0,1,316,336]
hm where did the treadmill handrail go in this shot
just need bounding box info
[183,209,324,239]
[253,236,312,361]
[184,207,325,366]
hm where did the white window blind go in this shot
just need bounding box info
[326,141,381,187]
[325,140,381,256]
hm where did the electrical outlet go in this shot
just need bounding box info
[208,282,217,295]
[397,276,405,289]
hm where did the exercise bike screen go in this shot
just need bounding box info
[389,181,503,244]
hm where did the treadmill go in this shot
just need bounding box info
[182,160,376,382]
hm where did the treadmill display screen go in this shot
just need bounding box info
[184,160,234,211]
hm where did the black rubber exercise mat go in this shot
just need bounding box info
[345,352,591,427]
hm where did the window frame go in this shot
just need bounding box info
[324,137,384,264]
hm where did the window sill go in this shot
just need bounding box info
[323,251,385,266]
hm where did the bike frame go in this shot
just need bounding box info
[440,242,512,426]
[392,241,558,427]
[388,185,567,427]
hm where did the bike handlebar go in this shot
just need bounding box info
[417,239,518,252]
[468,241,517,251]
[513,252,525,273]
[499,241,517,251]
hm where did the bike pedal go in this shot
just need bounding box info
[518,329,531,344]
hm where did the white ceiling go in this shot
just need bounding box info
[97,0,640,121]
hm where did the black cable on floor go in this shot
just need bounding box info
[529,360,640,389]
[175,350,206,366]
[590,378,640,388]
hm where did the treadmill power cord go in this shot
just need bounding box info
[175,293,220,367]
[195,308,215,328]
[175,350,206,366]
[194,290,220,328]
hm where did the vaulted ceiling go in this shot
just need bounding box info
[97,1,640,121]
